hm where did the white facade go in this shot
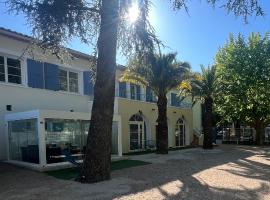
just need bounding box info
[0,27,202,163]
[0,28,96,160]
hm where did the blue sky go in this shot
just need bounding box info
[0,1,270,72]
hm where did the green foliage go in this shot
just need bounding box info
[5,0,265,57]
[215,32,270,125]
[121,53,190,96]
[180,65,218,104]
[6,0,159,59]
[180,65,217,149]
[172,0,264,22]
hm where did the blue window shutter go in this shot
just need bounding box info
[146,87,152,102]
[136,85,141,100]
[27,59,44,89]
[171,93,177,106]
[44,62,59,91]
[83,71,94,95]
[119,82,126,98]
[171,93,181,107]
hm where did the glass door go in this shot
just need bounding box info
[129,122,144,150]
[175,119,185,147]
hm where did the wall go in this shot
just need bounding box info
[0,84,93,159]
[0,33,94,160]
[0,31,201,159]
[192,101,202,132]
[117,98,193,153]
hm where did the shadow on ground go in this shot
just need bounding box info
[0,145,269,200]
[111,145,270,200]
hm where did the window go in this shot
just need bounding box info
[175,118,185,147]
[59,69,68,91]
[59,69,78,93]
[7,58,21,84]
[129,114,146,150]
[171,93,181,107]
[69,71,79,93]
[0,55,21,84]
[8,119,39,164]
[0,56,4,82]
[146,86,157,102]
[119,82,127,98]
[130,83,141,100]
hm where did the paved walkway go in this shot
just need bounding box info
[0,145,270,200]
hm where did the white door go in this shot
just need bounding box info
[175,119,185,147]
[129,122,144,150]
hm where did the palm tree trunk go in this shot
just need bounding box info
[203,96,213,149]
[156,93,168,154]
[254,120,264,145]
[80,0,119,183]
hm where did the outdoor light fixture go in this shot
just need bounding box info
[6,105,12,111]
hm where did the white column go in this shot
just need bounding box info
[185,121,190,146]
[126,82,131,99]
[115,81,119,97]
[117,116,122,156]
[38,116,46,167]
[5,121,10,160]
[141,86,146,101]
[168,120,173,147]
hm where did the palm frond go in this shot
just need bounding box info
[121,52,190,96]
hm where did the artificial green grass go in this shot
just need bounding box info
[46,159,151,180]
[46,167,78,180]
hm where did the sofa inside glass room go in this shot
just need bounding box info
[5,110,121,170]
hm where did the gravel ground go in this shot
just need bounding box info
[0,145,269,200]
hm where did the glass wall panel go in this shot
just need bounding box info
[45,119,118,164]
[81,120,90,151]
[8,119,39,164]
[45,119,83,163]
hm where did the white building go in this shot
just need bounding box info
[0,27,202,170]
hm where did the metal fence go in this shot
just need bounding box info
[265,127,270,143]
[221,127,270,144]
[222,128,255,144]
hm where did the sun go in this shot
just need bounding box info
[128,4,140,23]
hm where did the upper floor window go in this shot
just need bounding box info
[119,82,127,98]
[171,93,182,107]
[59,69,78,93]
[0,56,4,82]
[0,55,21,84]
[130,83,141,100]
[146,86,157,103]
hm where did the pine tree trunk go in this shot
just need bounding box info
[80,0,119,183]
[156,93,168,154]
[203,96,213,149]
[254,120,264,145]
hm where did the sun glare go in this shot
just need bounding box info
[128,4,140,23]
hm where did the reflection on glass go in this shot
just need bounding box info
[45,119,88,163]
[175,119,185,147]
[8,119,39,164]
[45,119,118,164]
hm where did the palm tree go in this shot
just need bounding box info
[121,53,190,154]
[180,65,217,149]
